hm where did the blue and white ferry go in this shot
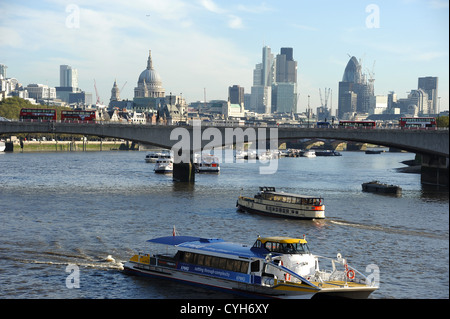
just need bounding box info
[123,235,378,299]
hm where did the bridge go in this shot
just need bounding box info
[1,121,448,185]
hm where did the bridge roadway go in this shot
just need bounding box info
[0,121,448,158]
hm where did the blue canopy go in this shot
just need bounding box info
[146,236,224,246]
[146,236,268,259]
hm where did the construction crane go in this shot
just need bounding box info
[120,81,127,93]
[94,79,101,105]
[319,88,331,109]
[366,60,376,82]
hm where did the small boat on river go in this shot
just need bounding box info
[194,153,220,173]
[123,235,378,299]
[362,181,402,196]
[237,187,325,220]
[145,150,172,163]
[315,150,342,156]
[154,158,173,174]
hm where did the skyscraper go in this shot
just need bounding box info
[276,47,297,83]
[250,46,274,113]
[338,56,373,119]
[418,76,438,114]
[228,85,244,105]
[0,64,7,79]
[272,47,298,113]
[60,65,78,88]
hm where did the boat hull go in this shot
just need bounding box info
[123,261,317,299]
[123,261,375,299]
[237,196,325,220]
[362,182,401,196]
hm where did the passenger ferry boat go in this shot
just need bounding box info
[194,153,220,173]
[154,158,173,174]
[123,235,378,299]
[145,150,172,163]
[237,187,325,220]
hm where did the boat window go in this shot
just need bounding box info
[180,252,250,274]
[196,254,205,265]
[253,240,262,248]
[203,255,213,267]
[251,260,260,272]
[183,252,194,263]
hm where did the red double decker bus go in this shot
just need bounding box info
[19,108,57,121]
[61,110,97,122]
[338,120,376,129]
[399,117,436,129]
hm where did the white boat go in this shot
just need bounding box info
[154,158,173,174]
[0,141,5,152]
[194,154,220,173]
[237,187,325,219]
[123,235,378,299]
[301,150,316,157]
[145,150,172,163]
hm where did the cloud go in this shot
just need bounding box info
[236,2,273,13]
[227,15,243,29]
[198,0,244,29]
[200,0,225,13]
[428,0,449,8]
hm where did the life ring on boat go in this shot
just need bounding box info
[347,269,356,280]
[284,273,291,281]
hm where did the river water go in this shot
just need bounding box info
[0,150,448,299]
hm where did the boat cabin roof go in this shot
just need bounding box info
[257,236,307,244]
[258,187,322,199]
[147,236,270,259]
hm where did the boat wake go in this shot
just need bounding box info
[329,219,447,240]
[6,251,125,270]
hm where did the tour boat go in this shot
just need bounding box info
[145,150,172,163]
[300,150,316,157]
[194,153,220,173]
[123,235,378,299]
[154,158,173,174]
[237,187,325,220]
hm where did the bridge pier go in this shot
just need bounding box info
[420,154,449,187]
[173,162,195,183]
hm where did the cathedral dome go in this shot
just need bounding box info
[138,68,162,85]
[134,49,165,99]
[138,50,162,85]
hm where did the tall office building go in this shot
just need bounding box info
[228,85,244,105]
[60,65,78,88]
[273,47,298,113]
[275,47,297,83]
[418,76,438,114]
[338,56,373,119]
[0,64,7,79]
[250,46,274,113]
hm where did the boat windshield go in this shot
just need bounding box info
[263,241,310,254]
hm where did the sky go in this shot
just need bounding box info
[1,0,449,112]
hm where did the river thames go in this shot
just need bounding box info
[0,150,448,299]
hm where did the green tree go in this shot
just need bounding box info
[0,97,34,119]
[436,115,449,128]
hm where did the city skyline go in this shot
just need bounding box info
[1,0,448,112]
